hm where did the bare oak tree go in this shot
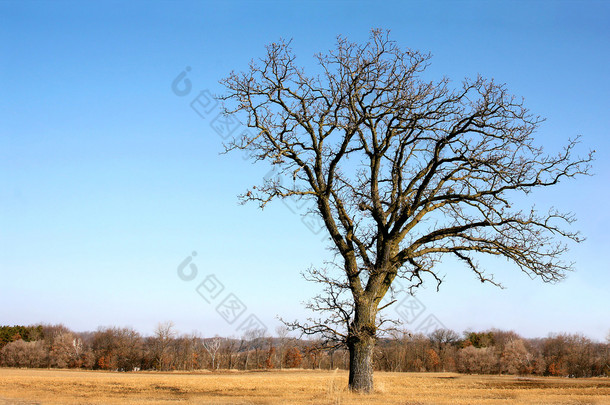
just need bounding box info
[219,29,593,392]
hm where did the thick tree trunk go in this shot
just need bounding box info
[348,334,375,392]
[347,301,377,393]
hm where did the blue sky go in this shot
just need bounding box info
[1,0,609,340]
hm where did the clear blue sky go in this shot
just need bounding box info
[1,0,609,340]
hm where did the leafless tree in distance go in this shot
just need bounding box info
[219,29,593,392]
[153,321,176,371]
[202,335,223,370]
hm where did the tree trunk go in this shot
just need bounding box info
[348,333,375,392]
[347,302,377,393]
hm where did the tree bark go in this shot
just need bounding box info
[348,333,375,392]
[347,303,377,393]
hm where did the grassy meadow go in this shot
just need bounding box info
[0,368,609,404]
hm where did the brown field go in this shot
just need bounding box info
[0,368,608,405]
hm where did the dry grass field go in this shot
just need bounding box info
[0,368,608,405]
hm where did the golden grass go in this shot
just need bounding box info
[0,368,608,404]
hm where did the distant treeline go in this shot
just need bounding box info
[1,324,608,377]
